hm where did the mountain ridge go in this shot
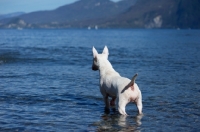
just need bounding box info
[0,12,25,20]
[0,0,200,29]
[94,0,200,28]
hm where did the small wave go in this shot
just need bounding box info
[0,46,92,66]
[0,60,4,64]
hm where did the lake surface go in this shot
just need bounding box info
[0,29,200,131]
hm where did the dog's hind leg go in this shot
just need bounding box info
[136,92,143,115]
[117,97,128,115]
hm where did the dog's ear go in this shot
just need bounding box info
[92,46,98,58]
[102,46,109,56]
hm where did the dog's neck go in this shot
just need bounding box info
[99,59,120,77]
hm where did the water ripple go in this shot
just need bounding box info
[0,29,200,131]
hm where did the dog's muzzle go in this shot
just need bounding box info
[92,65,99,71]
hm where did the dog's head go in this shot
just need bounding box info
[92,46,109,71]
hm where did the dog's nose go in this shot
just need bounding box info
[92,66,98,71]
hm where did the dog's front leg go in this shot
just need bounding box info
[110,97,116,112]
[102,94,110,113]
[100,85,110,113]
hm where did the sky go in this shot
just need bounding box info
[0,0,121,14]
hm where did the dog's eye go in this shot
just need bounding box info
[93,58,99,66]
[94,57,97,61]
[94,60,98,65]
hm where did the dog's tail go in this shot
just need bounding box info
[129,73,138,86]
[121,73,138,93]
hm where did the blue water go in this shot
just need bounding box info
[0,29,200,131]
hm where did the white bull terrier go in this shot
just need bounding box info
[92,46,143,115]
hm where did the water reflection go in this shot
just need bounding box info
[93,113,143,131]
